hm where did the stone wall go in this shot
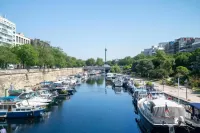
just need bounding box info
[0,68,83,96]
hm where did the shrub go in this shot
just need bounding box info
[134,82,139,87]
[146,81,153,87]
[60,90,68,94]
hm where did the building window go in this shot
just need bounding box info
[24,39,25,44]
[16,36,18,42]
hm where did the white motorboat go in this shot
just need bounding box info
[18,92,52,105]
[21,100,49,106]
[137,98,186,133]
[113,78,123,87]
[106,73,114,81]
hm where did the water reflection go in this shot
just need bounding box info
[2,76,145,133]
[86,75,104,86]
[112,87,123,94]
[86,78,96,85]
[0,115,50,133]
[96,78,104,85]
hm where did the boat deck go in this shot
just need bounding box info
[185,118,200,128]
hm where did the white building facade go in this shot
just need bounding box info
[142,45,165,56]
[0,16,16,45]
[16,33,30,45]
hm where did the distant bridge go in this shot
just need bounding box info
[83,65,111,72]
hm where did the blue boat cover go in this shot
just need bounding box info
[190,103,200,110]
[0,96,18,101]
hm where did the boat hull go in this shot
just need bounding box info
[0,109,44,118]
[137,107,188,133]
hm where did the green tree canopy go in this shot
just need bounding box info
[174,52,191,68]
[52,47,66,68]
[0,45,18,68]
[86,58,95,66]
[176,66,189,77]
[118,56,133,66]
[96,58,104,66]
[135,59,154,77]
[14,44,39,68]
[110,65,121,73]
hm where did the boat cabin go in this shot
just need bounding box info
[133,89,147,100]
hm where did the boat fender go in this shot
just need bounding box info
[178,116,184,126]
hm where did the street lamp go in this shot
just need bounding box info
[184,79,188,100]
[162,77,165,92]
[177,76,180,104]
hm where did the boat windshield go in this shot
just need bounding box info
[29,92,39,98]
[18,93,30,99]
[139,91,147,95]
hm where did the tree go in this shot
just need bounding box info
[36,45,55,68]
[176,66,189,77]
[135,59,154,77]
[86,58,95,66]
[14,44,39,68]
[118,56,133,66]
[110,65,121,73]
[174,52,191,68]
[106,61,112,66]
[52,47,66,68]
[133,53,146,60]
[0,45,18,68]
[96,58,104,66]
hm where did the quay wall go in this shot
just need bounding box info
[0,68,83,96]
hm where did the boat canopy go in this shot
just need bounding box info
[147,99,185,118]
[189,103,200,110]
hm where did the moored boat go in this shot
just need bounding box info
[0,101,45,118]
[132,89,147,106]
[137,98,187,133]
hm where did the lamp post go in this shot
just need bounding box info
[177,76,180,104]
[184,79,188,100]
[162,77,165,92]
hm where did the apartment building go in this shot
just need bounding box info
[0,15,16,45]
[15,33,30,45]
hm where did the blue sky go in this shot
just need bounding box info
[1,0,200,60]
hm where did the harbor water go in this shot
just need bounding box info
[2,76,141,133]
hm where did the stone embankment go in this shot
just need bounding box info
[0,68,83,96]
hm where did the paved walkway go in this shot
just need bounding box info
[134,78,200,103]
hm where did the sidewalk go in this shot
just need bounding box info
[134,78,200,103]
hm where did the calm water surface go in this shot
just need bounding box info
[4,76,141,133]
